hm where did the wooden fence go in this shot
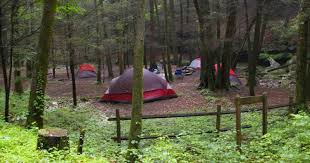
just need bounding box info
[108,94,295,148]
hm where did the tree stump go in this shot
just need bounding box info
[37,128,69,151]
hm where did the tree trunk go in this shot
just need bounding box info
[248,0,263,96]
[178,0,184,67]
[52,47,56,79]
[169,0,178,65]
[221,0,237,90]
[118,50,125,75]
[0,6,11,122]
[27,0,57,128]
[163,0,173,82]
[94,0,103,83]
[244,0,251,58]
[149,0,156,69]
[306,21,310,100]
[67,16,77,107]
[193,0,215,90]
[215,0,222,89]
[106,48,114,78]
[65,61,70,79]
[10,0,23,95]
[296,0,310,111]
[127,0,145,162]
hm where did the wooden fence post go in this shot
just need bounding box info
[262,93,268,135]
[216,105,221,133]
[116,109,121,144]
[77,129,85,154]
[288,96,293,114]
[235,95,242,151]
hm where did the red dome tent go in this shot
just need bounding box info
[101,68,177,103]
[77,64,97,78]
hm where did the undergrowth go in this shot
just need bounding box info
[0,91,309,162]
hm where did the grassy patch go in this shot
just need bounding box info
[0,92,309,162]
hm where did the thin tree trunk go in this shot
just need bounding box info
[178,0,184,67]
[244,0,251,58]
[215,0,222,89]
[306,21,310,100]
[248,0,263,96]
[127,0,145,162]
[0,5,11,122]
[27,0,57,128]
[118,50,124,75]
[67,16,77,107]
[296,0,310,110]
[94,0,102,83]
[106,48,114,78]
[11,0,23,94]
[65,61,70,79]
[52,43,56,79]
[169,0,178,65]
[163,0,173,82]
[149,0,156,69]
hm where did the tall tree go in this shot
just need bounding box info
[248,0,270,96]
[296,0,310,111]
[149,0,157,69]
[221,0,237,89]
[193,0,215,90]
[27,0,57,128]
[163,0,173,82]
[67,15,77,107]
[0,3,11,122]
[178,0,184,67]
[95,0,103,83]
[127,0,145,161]
[169,0,177,64]
[11,0,24,94]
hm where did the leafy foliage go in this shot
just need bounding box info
[0,93,309,162]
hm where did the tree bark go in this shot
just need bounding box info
[11,0,23,94]
[248,0,263,96]
[193,0,215,90]
[149,0,156,69]
[296,0,310,111]
[127,0,145,162]
[67,16,77,107]
[169,0,178,64]
[221,0,237,90]
[95,0,103,83]
[215,0,222,89]
[0,5,11,122]
[163,0,173,82]
[27,0,57,128]
[178,0,184,67]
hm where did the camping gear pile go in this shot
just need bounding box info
[101,68,177,103]
[174,69,184,79]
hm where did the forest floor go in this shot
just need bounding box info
[0,65,292,117]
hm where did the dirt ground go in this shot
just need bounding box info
[47,67,291,117]
[1,66,292,117]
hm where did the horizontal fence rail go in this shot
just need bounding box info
[108,103,296,121]
[109,95,296,149]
